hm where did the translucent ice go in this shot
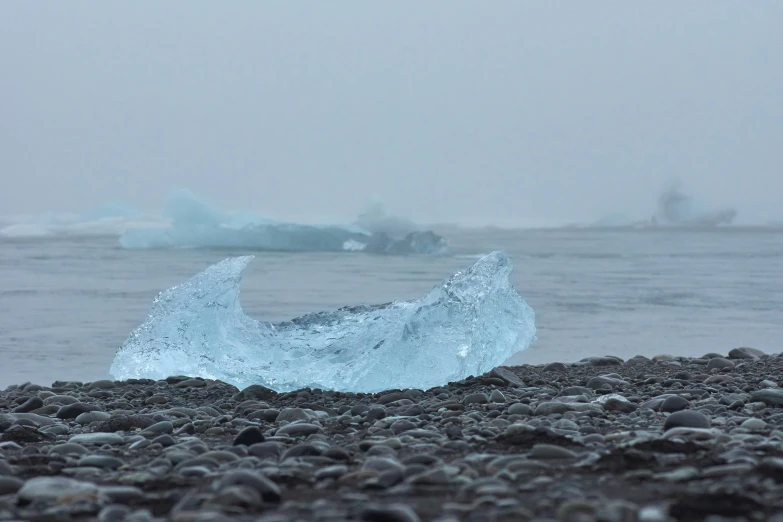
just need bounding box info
[119,189,449,255]
[109,251,536,392]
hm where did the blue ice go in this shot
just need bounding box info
[109,251,536,392]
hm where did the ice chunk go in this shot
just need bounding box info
[120,189,449,255]
[109,251,536,392]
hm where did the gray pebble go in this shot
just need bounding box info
[276,422,320,436]
[462,393,489,405]
[69,433,124,445]
[660,396,690,413]
[664,410,711,430]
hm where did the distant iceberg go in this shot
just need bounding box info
[573,184,738,230]
[653,185,736,227]
[353,200,420,237]
[119,190,449,255]
[0,201,153,239]
[109,251,536,392]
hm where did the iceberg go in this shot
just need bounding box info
[119,190,449,255]
[653,184,737,227]
[109,251,536,392]
[353,200,420,237]
[0,201,153,239]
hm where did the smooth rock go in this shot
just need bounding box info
[660,396,690,413]
[18,476,98,503]
[507,403,532,416]
[664,410,711,430]
[706,357,735,370]
[69,433,125,445]
[217,470,281,502]
[751,389,783,406]
[233,426,265,446]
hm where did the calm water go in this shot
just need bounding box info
[1,227,781,388]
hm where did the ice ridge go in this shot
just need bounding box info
[119,190,448,255]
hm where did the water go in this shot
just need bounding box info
[1,227,781,388]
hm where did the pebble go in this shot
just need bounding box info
[751,388,783,406]
[462,393,489,405]
[529,443,578,459]
[507,403,532,415]
[664,410,711,430]
[75,411,112,424]
[660,395,690,413]
[56,402,103,419]
[361,504,421,522]
[69,432,125,445]
[141,420,174,436]
[489,390,506,403]
[233,425,265,446]
[17,476,98,503]
[706,358,735,370]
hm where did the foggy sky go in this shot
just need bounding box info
[2,1,781,226]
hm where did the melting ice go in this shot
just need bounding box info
[119,190,449,255]
[109,251,536,392]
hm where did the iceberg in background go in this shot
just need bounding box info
[568,183,738,230]
[109,251,536,392]
[353,200,421,237]
[653,184,737,227]
[119,189,449,255]
[0,201,155,238]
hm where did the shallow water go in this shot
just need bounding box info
[1,227,781,388]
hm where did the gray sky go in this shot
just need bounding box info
[2,1,781,226]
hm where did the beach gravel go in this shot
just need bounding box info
[1,352,783,520]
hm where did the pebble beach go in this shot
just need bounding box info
[2,347,783,522]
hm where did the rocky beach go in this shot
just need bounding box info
[2,348,783,522]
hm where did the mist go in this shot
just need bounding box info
[1,1,781,227]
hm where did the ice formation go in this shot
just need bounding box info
[0,201,152,238]
[653,185,737,227]
[353,200,420,237]
[109,251,536,392]
[119,190,449,255]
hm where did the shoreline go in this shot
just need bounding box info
[1,349,782,521]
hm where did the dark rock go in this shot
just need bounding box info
[152,434,176,447]
[233,426,265,446]
[489,367,523,385]
[13,397,44,413]
[232,384,278,402]
[378,392,410,405]
[586,356,623,366]
[751,389,783,406]
[390,419,416,435]
[0,476,23,495]
[361,503,421,522]
[281,444,321,460]
[56,402,103,420]
[217,470,281,502]
[462,393,489,405]
[728,347,765,360]
[586,375,628,390]
[706,358,735,370]
[660,396,690,413]
[1,426,48,444]
[543,362,567,372]
[248,442,282,460]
